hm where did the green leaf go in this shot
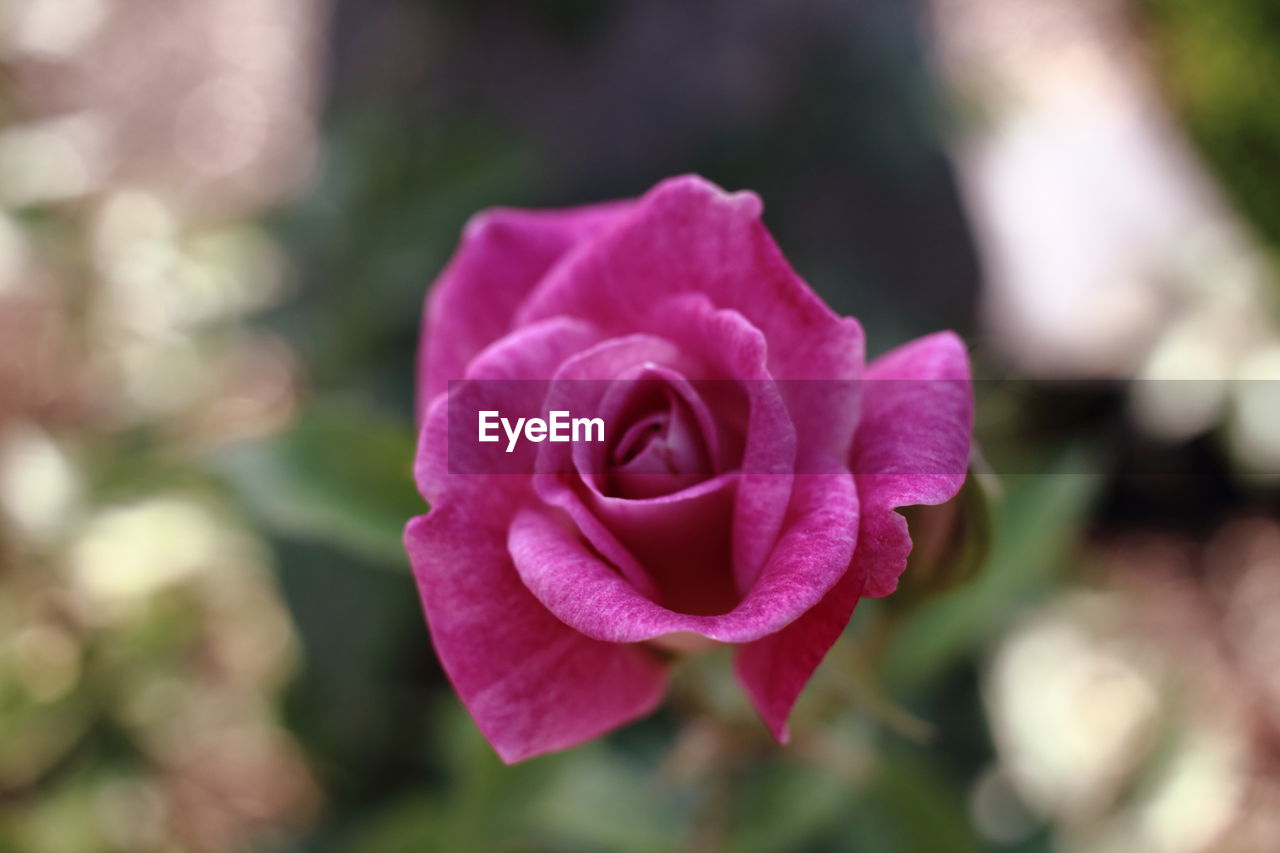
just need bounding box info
[216,404,421,566]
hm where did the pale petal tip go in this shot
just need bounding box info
[653,173,764,219]
[461,209,501,241]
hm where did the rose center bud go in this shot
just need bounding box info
[603,378,717,500]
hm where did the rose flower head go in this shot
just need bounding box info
[405,175,973,762]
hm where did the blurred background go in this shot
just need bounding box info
[1,0,1278,850]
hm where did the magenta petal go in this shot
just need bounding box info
[734,331,972,739]
[635,294,797,592]
[516,175,865,386]
[409,315,666,762]
[510,467,857,643]
[420,200,631,408]
[733,508,906,741]
[405,511,667,763]
[414,316,603,505]
[854,331,973,597]
[533,336,700,599]
[531,325,793,607]
[516,176,864,479]
[581,474,740,616]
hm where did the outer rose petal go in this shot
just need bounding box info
[411,313,671,762]
[405,511,668,763]
[420,201,631,407]
[414,316,603,505]
[854,331,973,597]
[733,331,973,739]
[509,465,857,643]
[516,175,865,459]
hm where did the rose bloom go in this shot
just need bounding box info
[405,175,972,762]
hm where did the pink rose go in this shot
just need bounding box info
[405,175,973,762]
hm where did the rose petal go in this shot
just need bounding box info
[412,305,673,762]
[854,331,973,596]
[414,316,604,505]
[405,511,668,763]
[579,474,739,615]
[516,175,865,393]
[732,508,904,741]
[410,314,669,761]
[534,336,695,599]
[733,331,973,739]
[609,399,711,497]
[510,465,857,642]
[533,308,797,604]
[420,201,631,409]
[636,294,797,591]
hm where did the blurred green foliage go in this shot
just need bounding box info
[218,405,421,566]
[1146,0,1280,258]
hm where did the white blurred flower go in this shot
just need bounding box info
[1135,727,1245,853]
[68,496,239,617]
[986,594,1161,818]
[1,0,107,59]
[930,0,1280,389]
[1228,345,1280,477]
[0,113,110,206]
[0,423,81,543]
